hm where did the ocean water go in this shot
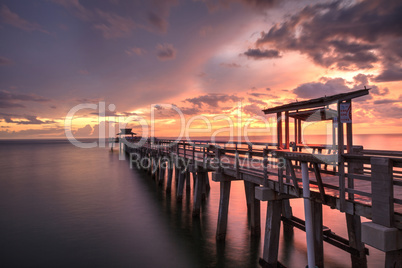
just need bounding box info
[0,134,401,267]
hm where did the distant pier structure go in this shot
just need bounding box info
[119,89,402,268]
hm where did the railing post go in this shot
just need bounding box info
[263,148,268,187]
[371,157,394,227]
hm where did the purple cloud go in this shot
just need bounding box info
[156,43,177,61]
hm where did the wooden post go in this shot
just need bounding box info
[176,167,186,201]
[158,159,165,185]
[216,178,231,240]
[294,118,298,146]
[166,161,173,193]
[244,181,261,236]
[371,157,400,267]
[277,112,282,149]
[297,119,302,145]
[337,101,346,212]
[185,170,191,191]
[282,199,294,235]
[193,171,205,217]
[371,157,394,227]
[260,200,282,267]
[346,100,353,153]
[263,148,268,187]
[235,143,239,179]
[312,200,324,268]
[285,111,289,149]
[346,213,368,267]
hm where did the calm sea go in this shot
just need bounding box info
[0,134,401,267]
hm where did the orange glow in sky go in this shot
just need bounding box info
[1,0,402,139]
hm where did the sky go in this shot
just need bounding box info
[1,0,402,140]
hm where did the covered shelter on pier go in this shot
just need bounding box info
[263,88,370,153]
[259,88,370,268]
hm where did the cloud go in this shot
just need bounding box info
[0,56,12,65]
[93,9,137,39]
[248,97,266,106]
[293,78,351,99]
[146,0,178,33]
[148,11,167,33]
[374,67,402,82]
[6,115,56,125]
[52,0,137,39]
[0,127,64,138]
[253,0,402,78]
[220,62,241,68]
[74,124,93,137]
[185,93,242,108]
[199,0,280,12]
[373,99,402,105]
[248,92,268,97]
[125,47,146,56]
[156,43,177,61]
[0,5,48,33]
[243,104,264,116]
[243,48,281,59]
[0,90,50,108]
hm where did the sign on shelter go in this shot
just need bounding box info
[340,103,352,123]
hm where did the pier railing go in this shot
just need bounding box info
[121,138,402,227]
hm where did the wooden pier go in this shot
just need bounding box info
[117,89,402,267]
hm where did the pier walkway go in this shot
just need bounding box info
[117,89,402,267]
